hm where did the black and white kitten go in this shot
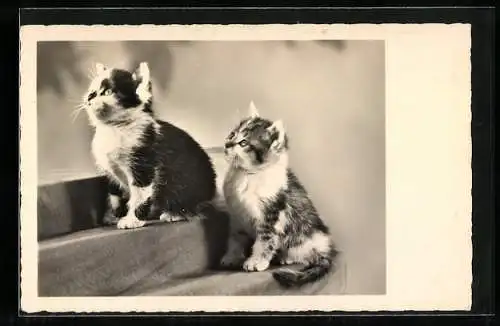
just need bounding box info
[220,102,338,287]
[83,62,217,229]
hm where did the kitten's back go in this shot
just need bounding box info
[155,119,218,209]
[284,169,330,236]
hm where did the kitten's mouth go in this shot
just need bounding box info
[93,104,112,119]
[224,153,238,164]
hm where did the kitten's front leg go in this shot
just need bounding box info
[243,230,279,272]
[116,168,154,229]
[116,183,150,229]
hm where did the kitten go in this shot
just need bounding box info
[220,102,338,287]
[83,62,217,229]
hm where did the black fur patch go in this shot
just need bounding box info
[262,191,286,222]
[144,120,217,219]
[224,141,236,149]
[107,181,128,218]
[260,233,272,242]
[108,69,142,109]
[248,144,266,164]
[129,123,157,187]
[135,197,152,220]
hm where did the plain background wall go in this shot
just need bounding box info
[37,40,385,294]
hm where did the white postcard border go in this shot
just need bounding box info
[19,23,472,312]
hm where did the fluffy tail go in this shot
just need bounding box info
[272,247,339,288]
[190,191,228,221]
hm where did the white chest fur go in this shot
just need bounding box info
[91,125,144,184]
[223,157,288,230]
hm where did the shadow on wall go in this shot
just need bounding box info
[37,177,108,240]
[37,42,87,95]
[121,41,176,95]
[36,40,349,184]
[37,41,179,96]
[285,40,347,51]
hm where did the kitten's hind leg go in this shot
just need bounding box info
[158,201,197,223]
[103,180,129,225]
[279,255,296,266]
[159,211,188,223]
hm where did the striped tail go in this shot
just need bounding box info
[272,247,339,288]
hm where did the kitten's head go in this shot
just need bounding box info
[224,101,288,171]
[83,62,153,126]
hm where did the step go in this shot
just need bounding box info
[39,217,346,296]
[36,149,229,241]
[38,150,346,296]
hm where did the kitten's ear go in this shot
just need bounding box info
[248,101,260,118]
[133,62,150,84]
[95,63,107,75]
[267,119,287,151]
[134,62,152,103]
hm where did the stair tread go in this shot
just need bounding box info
[138,265,345,296]
[39,219,345,296]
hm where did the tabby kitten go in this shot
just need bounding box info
[220,102,338,287]
[83,62,217,229]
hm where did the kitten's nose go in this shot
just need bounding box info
[224,142,233,149]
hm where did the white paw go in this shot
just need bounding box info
[243,256,271,272]
[116,216,146,229]
[280,258,294,265]
[159,213,186,223]
[220,252,245,267]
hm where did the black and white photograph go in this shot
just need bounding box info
[20,24,472,312]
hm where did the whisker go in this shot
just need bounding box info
[70,108,80,119]
[70,112,81,124]
[87,65,97,79]
[71,99,86,107]
[70,106,86,123]
[67,99,85,104]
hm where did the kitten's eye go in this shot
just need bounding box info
[87,91,97,101]
[103,89,113,96]
[238,140,248,147]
